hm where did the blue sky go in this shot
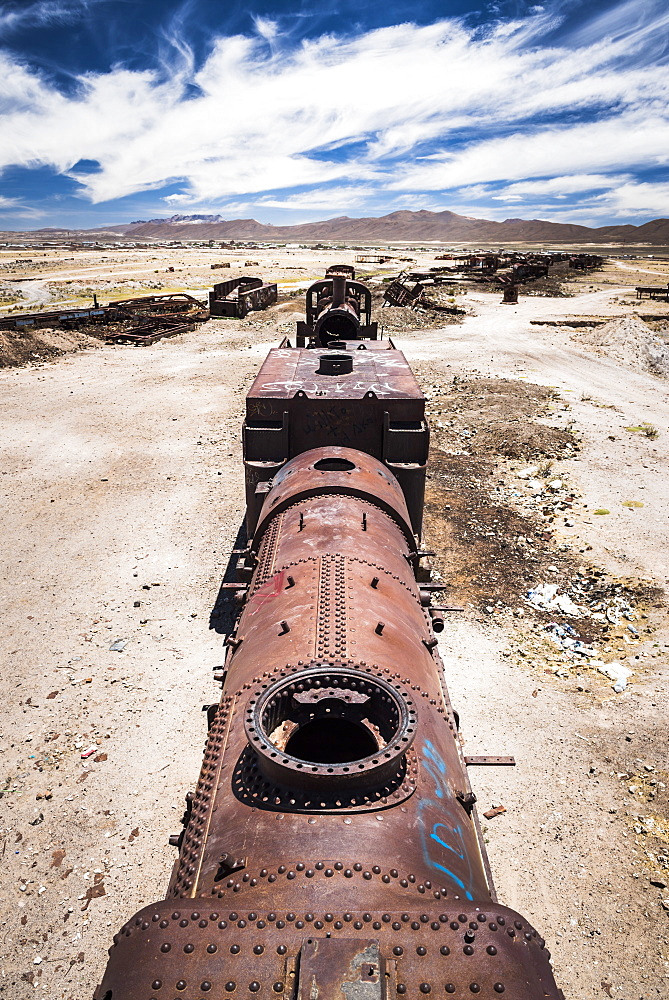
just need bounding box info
[0,0,668,230]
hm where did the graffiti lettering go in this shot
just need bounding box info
[417,740,475,900]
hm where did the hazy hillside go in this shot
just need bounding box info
[3,210,669,244]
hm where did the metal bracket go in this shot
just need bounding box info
[215,853,247,881]
[213,665,228,684]
[202,703,219,728]
[465,755,516,766]
[456,790,477,814]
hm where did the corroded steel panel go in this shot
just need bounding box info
[246,348,425,405]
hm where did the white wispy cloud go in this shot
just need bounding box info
[0,0,667,223]
[559,0,669,51]
[489,174,632,201]
[585,180,669,220]
[436,179,669,227]
[0,0,107,35]
[164,185,374,216]
[390,114,669,191]
[0,194,42,217]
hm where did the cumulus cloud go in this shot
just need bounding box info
[0,0,667,222]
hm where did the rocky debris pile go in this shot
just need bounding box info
[542,624,634,690]
[423,377,577,462]
[576,315,669,376]
[526,579,639,626]
[512,571,658,690]
[507,465,585,544]
[372,288,466,333]
[0,327,102,367]
[528,584,583,617]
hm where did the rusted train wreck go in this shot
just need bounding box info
[95,277,563,1000]
[209,276,278,319]
[296,266,378,346]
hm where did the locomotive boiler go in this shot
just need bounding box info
[95,282,562,1000]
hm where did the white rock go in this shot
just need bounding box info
[598,661,633,692]
[554,594,581,616]
[517,466,539,479]
[548,479,563,491]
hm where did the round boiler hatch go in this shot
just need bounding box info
[244,665,416,792]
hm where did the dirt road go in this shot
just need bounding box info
[0,284,668,999]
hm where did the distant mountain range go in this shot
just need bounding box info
[4,209,669,244]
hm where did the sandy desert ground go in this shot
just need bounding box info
[0,247,668,999]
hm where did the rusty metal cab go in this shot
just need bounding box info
[209,276,278,318]
[242,344,429,538]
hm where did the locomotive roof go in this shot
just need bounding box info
[248,345,425,400]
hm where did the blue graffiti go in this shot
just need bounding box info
[417,740,475,901]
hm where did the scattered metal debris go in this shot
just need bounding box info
[1,292,209,345]
[381,252,605,309]
[635,283,669,301]
[483,805,507,819]
[103,317,195,346]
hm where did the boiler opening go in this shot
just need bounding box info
[246,665,417,791]
[314,457,356,472]
[284,717,378,764]
[318,312,360,341]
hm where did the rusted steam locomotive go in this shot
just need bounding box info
[95,271,562,1000]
